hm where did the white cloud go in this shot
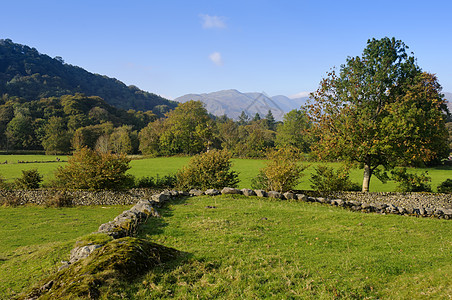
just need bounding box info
[209,52,223,66]
[200,14,226,29]
[289,91,311,99]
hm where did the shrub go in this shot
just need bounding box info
[54,147,134,190]
[252,147,306,192]
[310,165,361,192]
[0,194,21,207]
[176,150,239,190]
[135,174,177,189]
[390,168,432,192]
[14,169,43,189]
[45,190,73,207]
[437,179,452,193]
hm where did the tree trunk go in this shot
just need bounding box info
[362,163,372,192]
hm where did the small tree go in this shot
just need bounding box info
[437,179,452,193]
[54,147,133,190]
[310,165,361,192]
[14,169,43,189]
[254,147,306,192]
[176,150,239,190]
[391,168,432,192]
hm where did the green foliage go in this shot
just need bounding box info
[54,147,133,190]
[309,37,449,192]
[42,116,71,154]
[0,39,176,113]
[176,149,239,190]
[255,147,306,192]
[14,169,43,189]
[310,165,361,191]
[275,108,312,152]
[437,179,452,193]
[390,168,432,192]
[135,174,177,189]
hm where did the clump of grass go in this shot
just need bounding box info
[45,190,73,207]
[21,237,181,300]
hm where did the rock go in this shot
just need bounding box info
[283,192,295,200]
[69,244,103,264]
[241,188,256,196]
[205,189,220,196]
[316,197,327,203]
[296,194,307,201]
[267,191,282,199]
[335,199,345,207]
[189,189,204,196]
[152,192,171,202]
[254,190,267,197]
[221,187,242,195]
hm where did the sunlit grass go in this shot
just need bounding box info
[0,205,130,299]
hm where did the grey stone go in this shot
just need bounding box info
[283,192,295,200]
[221,187,242,195]
[254,190,267,197]
[268,191,282,199]
[152,192,171,202]
[241,188,256,196]
[296,194,307,201]
[69,244,103,264]
[205,189,220,196]
[189,189,204,196]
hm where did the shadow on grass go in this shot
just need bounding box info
[138,196,191,236]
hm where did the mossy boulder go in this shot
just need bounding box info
[22,237,180,300]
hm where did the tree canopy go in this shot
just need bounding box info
[308,37,449,192]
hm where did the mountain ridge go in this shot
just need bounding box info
[0,39,176,114]
[175,89,309,121]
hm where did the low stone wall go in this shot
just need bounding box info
[0,189,162,206]
[294,191,452,209]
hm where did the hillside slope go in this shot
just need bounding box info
[0,39,176,114]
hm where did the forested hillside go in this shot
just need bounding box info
[0,39,176,113]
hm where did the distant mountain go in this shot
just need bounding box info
[175,89,309,121]
[444,92,452,113]
[0,39,176,114]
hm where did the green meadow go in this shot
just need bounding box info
[2,196,451,299]
[0,155,451,192]
[0,205,131,299]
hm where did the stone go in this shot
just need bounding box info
[241,188,256,196]
[189,189,204,196]
[254,190,267,197]
[283,192,295,200]
[296,194,307,201]
[205,189,220,196]
[69,244,103,264]
[152,192,171,202]
[335,199,345,207]
[267,191,282,199]
[221,187,242,195]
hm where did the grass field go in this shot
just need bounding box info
[134,195,452,299]
[0,155,451,192]
[0,205,130,300]
[2,196,451,299]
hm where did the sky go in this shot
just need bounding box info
[2,0,451,99]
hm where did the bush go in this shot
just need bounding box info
[391,168,432,192]
[176,150,239,190]
[135,174,177,189]
[437,179,452,193]
[45,190,73,207]
[310,165,361,192]
[0,194,21,207]
[54,147,134,190]
[14,169,43,189]
[252,147,306,192]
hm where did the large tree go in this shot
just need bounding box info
[309,37,449,192]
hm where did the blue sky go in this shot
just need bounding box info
[2,0,451,99]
